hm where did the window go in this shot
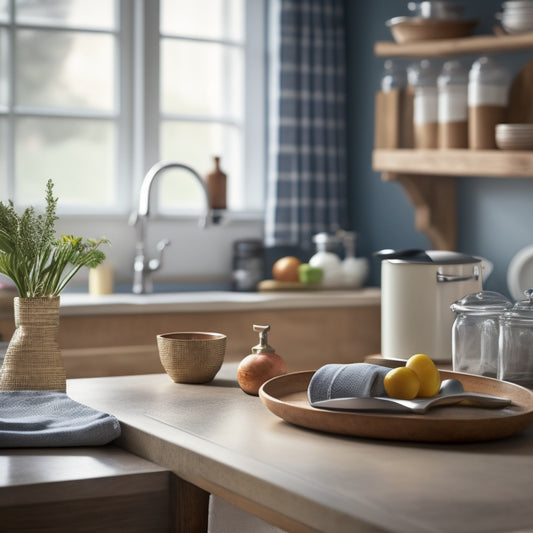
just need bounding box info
[0,0,265,215]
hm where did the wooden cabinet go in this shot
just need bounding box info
[373,32,533,250]
[0,290,381,378]
[56,306,379,377]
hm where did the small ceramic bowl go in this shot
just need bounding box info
[386,17,477,43]
[157,332,227,384]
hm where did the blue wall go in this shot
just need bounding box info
[346,0,533,299]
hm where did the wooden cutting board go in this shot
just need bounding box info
[257,280,323,291]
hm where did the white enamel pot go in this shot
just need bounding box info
[379,250,488,363]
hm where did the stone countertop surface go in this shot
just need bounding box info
[67,362,533,533]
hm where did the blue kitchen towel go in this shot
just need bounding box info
[308,363,390,403]
[0,391,121,447]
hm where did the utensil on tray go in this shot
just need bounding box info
[309,379,511,414]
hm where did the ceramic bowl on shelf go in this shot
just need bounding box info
[496,1,533,34]
[386,16,478,43]
[495,123,533,150]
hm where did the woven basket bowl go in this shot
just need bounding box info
[157,332,227,384]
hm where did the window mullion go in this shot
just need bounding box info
[132,0,160,202]
[117,0,133,213]
[6,0,15,200]
[244,0,266,210]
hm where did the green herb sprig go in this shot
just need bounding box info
[0,179,108,297]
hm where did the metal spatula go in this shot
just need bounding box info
[310,379,512,414]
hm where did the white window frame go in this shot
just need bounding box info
[0,0,131,213]
[1,0,266,219]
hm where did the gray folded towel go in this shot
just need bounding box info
[308,363,390,403]
[0,391,121,447]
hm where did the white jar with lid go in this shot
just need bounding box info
[309,232,343,288]
[339,231,368,288]
[468,56,511,150]
[411,60,439,149]
[380,60,406,93]
[438,60,468,149]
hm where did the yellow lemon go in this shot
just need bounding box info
[406,353,441,398]
[384,367,420,400]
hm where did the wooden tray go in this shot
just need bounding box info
[259,370,533,443]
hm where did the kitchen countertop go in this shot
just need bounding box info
[54,287,380,316]
[67,363,533,533]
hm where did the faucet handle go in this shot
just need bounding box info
[156,238,171,252]
[199,209,214,229]
[148,238,171,272]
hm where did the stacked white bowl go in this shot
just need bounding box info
[498,1,533,33]
[496,124,533,150]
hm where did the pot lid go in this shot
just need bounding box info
[451,291,512,313]
[375,249,481,264]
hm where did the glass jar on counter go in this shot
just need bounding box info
[451,291,512,378]
[499,289,533,388]
[410,60,439,149]
[232,239,264,292]
[468,56,511,150]
[438,60,468,149]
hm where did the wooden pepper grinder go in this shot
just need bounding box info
[206,156,227,210]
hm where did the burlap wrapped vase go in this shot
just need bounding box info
[0,296,66,392]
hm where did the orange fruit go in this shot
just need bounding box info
[272,256,301,282]
[406,353,441,398]
[384,367,420,400]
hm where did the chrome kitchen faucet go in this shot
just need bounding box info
[130,161,212,294]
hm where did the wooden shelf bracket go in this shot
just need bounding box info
[382,172,457,251]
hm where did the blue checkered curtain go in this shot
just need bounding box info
[265,0,347,248]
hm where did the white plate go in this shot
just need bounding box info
[507,244,533,300]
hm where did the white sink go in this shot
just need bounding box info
[59,288,380,316]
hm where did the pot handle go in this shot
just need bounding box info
[479,257,493,284]
[437,265,480,283]
[437,272,479,283]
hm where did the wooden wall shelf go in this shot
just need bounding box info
[373,149,533,178]
[374,30,533,250]
[375,31,533,58]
